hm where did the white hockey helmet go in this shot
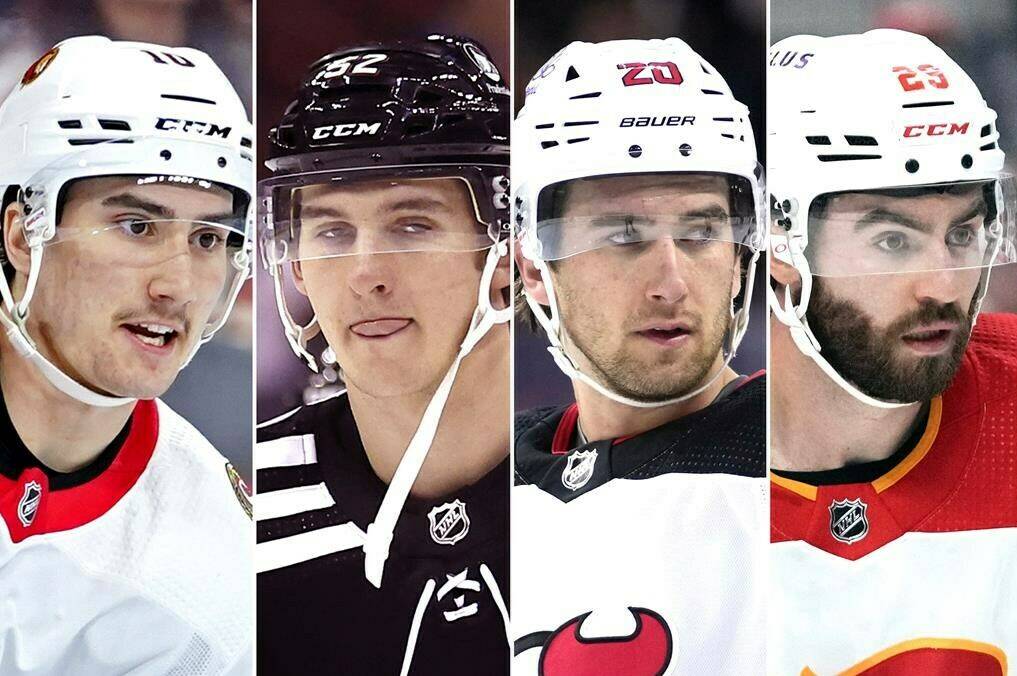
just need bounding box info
[0,36,254,407]
[768,29,1014,408]
[515,37,765,408]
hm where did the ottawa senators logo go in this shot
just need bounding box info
[524,607,673,676]
[21,47,59,87]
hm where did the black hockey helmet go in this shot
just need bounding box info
[262,34,510,240]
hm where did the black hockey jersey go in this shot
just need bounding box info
[512,374,766,675]
[256,392,509,675]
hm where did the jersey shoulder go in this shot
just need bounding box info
[153,399,252,522]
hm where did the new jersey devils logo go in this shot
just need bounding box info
[562,449,597,491]
[829,498,869,544]
[17,481,42,527]
[428,499,470,545]
[537,608,673,676]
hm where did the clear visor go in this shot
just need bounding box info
[804,175,1017,277]
[260,166,505,265]
[18,174,251,339]
[531,172,762,261]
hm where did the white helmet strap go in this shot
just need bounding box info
[363,240,510,588]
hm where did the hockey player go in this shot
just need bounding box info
[255,36,510,675]
[769,30,1017,674]
[0,37,253,673]
[513,38,766,674]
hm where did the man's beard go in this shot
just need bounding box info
[556,287,730,403]
[807,277,973,402]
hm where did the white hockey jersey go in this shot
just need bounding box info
[0,399,253,675]
[512,375,767,675]
[770,314,1017,675]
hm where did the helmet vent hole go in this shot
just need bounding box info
[241,137,253,149]
[540,140,559,149]
[566,137,590,144]
[58,119,83,129]
[413,89,443,106]
[905,159,920,173]
[98,119,131,131]
[562,120,598,127]
[816,154,881,162]
[713,117,734,122]
[901,100,954,109]
[161,94,216,105]
[438,112,467,127]
[535,123,554,129]
[565,66,580,82]
[980,142,997,151]
[980,124,992,137]
[569,92,601,100]
[700,89,724,95]
[806,136,831,145]
[844,135,877,146]
[961,154,973,168]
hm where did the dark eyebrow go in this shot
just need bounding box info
[101,193,174,219]
[950,200,988,227]
[196,211,238,225]
[855,208,929,234]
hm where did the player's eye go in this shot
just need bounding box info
[115,218,152,237]
[872,231,910,253]
[946,225,977,248]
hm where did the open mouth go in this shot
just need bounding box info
[901,323,957,354]
[350,318,412,339]
[122,322,179,349]
[637,324,691,345]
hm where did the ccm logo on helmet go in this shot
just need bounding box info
[620,115,695,128]
[312,122,382,140]
[903,122,969,138]
[155,117,232,138]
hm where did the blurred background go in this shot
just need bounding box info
[514,0,767,410]
[0,0,253,478]
[256,0,510,419]
[771,0,1017,315]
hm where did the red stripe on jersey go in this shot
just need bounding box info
[1,400,159,542]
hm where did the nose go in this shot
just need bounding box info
[346,252,394,298]
[147,252,198,307]
[908,266,966,306]
[642,238,689,304]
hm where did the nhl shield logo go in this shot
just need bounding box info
[17,481,42,527]
[562,449,597,491]
[829,498,869,544]
[428,499,470,546]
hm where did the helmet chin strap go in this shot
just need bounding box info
[0,245,134,408]
[363,241,510,588]
[524,253,756,409]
